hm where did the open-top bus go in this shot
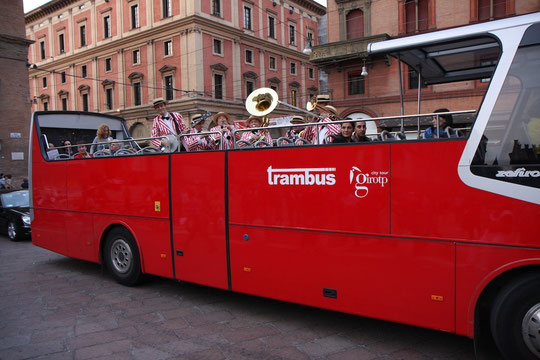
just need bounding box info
[29,14,540,359]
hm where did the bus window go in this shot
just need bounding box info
[471,43,540,189]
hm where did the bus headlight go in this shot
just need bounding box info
[22,215,31,226]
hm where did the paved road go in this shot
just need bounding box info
[0,236,475,360]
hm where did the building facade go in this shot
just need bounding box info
[310,0,540,132]
[25,0,325,139]
[0,0,33,184]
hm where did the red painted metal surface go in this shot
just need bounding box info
[229,226,455,331]
[228,145,390,235]
[455,244,540,337]
[391,141,540,247]
[170,152,228,289]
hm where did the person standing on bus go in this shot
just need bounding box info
[300,105,341,144]
[238,116,273,147]
[183,114,211,152]
[151,98,187,148]
[209,112,237,150]
[90,124,113,154]
[424,108,453,139]
[352,120,372,142]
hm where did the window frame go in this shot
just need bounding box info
[131,4,139,29]
[81,64,87,78]
[212,0,221,17]
[79,24,86,47]
[269,56,277,71]
[348,72,365,95]
[243,6,252,31]
[39,40,46,60]
[105,87,113,110]
[164,40,173,57]
[213,73,224,100]
[290,61,297,75]
[289,23,296,45]
[213,38,223,56]
[268,15,276,39]
[61,71,66,83]
[103,14,111,39]
[164,74,174,101]
[132,49,141,65]
[245,49,253,65]
[58,33,65,54]
[105,57,112,72]
[133,81,142,106]
[162,0,171,18]
[42,76,47,89]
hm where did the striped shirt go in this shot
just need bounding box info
[299,117,340,144]
[183,128,211,152]
[151,112,186,147]
[209,124,238,150]
[238,129,273,147]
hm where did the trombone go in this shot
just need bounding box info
[245,87,329,121]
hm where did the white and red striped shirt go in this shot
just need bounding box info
[238,129,273,147]
[208,124,239,150]
[299,117,340,144]
[151,112,187,147]
[183,128,212,152]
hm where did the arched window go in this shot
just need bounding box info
[346,9,364,40]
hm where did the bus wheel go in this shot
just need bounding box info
[104,228,141,286]
[490,272,540,360]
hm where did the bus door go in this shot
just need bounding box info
[170,152,228,290]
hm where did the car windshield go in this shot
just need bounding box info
[1,191,30,208]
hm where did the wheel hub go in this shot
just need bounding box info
[110,239,132,274]
[522,303,540,357]
[7,223,16,239]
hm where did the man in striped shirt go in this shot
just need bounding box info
[300,105,341,144]
[183,114,212,152]
[151,98,187,148]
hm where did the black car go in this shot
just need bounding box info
[0,190,31,241]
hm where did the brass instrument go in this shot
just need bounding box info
[245,87,326,120]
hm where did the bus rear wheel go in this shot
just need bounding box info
[490,272,540,360]
[104,227,141,286]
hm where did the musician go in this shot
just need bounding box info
[352,120,372,142]
[282,115,308,145]
[183,114,212,152]
[151,98,187,148]
[209,112,237,150]
[300,105,341,144]
[238,116,273,147]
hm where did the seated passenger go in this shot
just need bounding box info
[424,108,453,139]
[333,120,355,143]
[352,120,372,142]
[74,141,93,159]
[183,114,212,152]
[62,140,74,156]
[238,116,273,147]
[209,112,237,150]
[105,142,122,155]
[300,105,341,144]
[90,123,113,154]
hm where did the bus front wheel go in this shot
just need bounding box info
[490,272,540,360]
[104,227,141,286]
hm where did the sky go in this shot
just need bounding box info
[24,0,327,13]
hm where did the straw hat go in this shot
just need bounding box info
[323,105,338,116]
[246,115,262,126]
[213,112,231,124]
[152,98,167,107]
[290,115,306,124]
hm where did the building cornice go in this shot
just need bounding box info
[0,34,34,46]
[25,0,78,24]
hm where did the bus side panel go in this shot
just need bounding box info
[228,145,390,235]
[32,158,68,210]
[93,215,173,278]
[229,226,455,332]
[32,209,68,256]
[455,244,540,337]
[65,212,96,262]
[66,155,170,219]
[170,152,228,289]
[390,141,539,247]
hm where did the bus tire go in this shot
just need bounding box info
[490,272,540,360]
[104,227,142,286]
[7,221,21,241]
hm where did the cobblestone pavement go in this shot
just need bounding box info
[0,236,475,360]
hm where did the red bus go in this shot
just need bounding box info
[29,14,540,359]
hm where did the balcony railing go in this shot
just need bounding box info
[310,34,390,65]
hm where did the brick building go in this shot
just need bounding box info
[310,0,540,134]
[25,0,325,141]
[0,0,33,184]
